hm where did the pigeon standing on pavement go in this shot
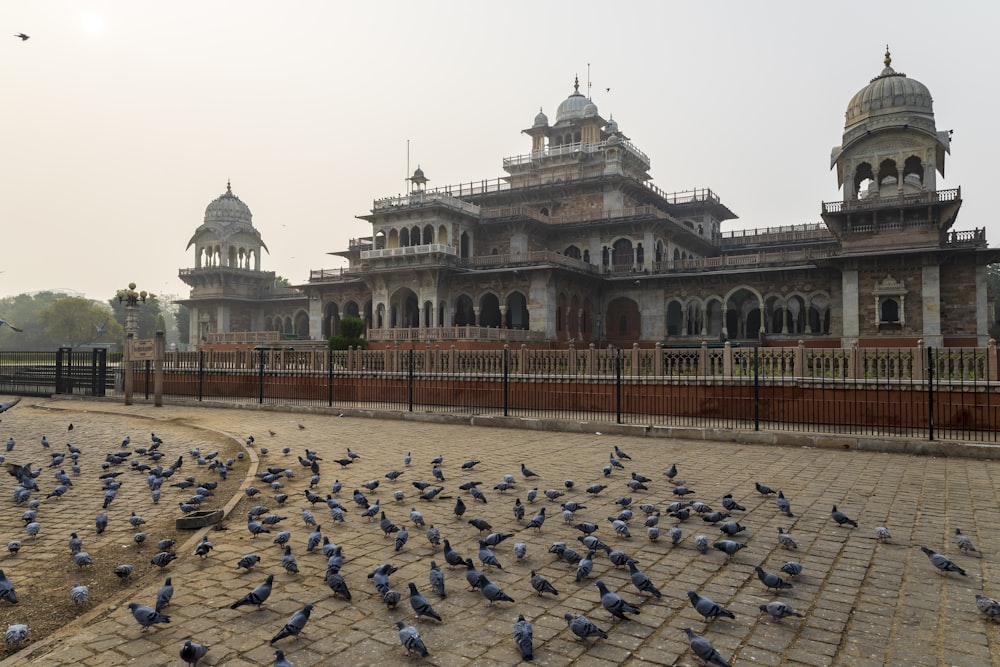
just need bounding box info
[128,602,170,631]
[564,613,608,640]
[756,565,794,592]
[408,582,442,621]
[4,624,27,650]
[920,546,966,576]
[179,639,209,666]
[831,505,858,527]
[688,590,735,621]
[954,529,979,555]
[627,560,662,598]
[429,561,446,599]
[230,574,275,610]
[759,600,805,622]
[975,594,1000,621]
[513,614,534,661]
[155,577,174,612]
[0,570,18,603]
[270,604,313,644]
[596,580,639,620]
[396,620,429,657]
[682,627,731,667]
[530,570,559,596]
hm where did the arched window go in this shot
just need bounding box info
[881,299,899,323]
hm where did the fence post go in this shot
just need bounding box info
[615,347,623,424]
[795,340,806,378]
[198,350,204,402]
[407,348,414,412]
[927,346,935,441]
[567,342,576,376]
[631,343,640,375]
[989,339,998,381]
[328,347,334,408]
[587,343,596,375]
[503,345,509,417]
[723,341,732,376]
[913,339,925,381]
[258,348,266,405]
[849,341,860,379]
[700,341,708,377]
[753,345,760,431]
[654,342,663,376]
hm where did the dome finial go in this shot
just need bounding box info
[226,179,232,194]
[573,74,579,93]
[884,45,891,68]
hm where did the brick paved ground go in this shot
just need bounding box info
[0,396,997,666]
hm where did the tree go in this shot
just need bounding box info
[328,315,367,350]
[175,304,190,345]
[0,292,85,350]
[39,298,124,349]
[108,292,165,339]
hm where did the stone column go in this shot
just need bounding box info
[841,269,859,346]
[976,264,990,344]
[921,264,942,347]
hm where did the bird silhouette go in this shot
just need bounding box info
[0,318,23,332]
[14,33,29,41]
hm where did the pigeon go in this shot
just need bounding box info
[71,582,89,604]
[156,577,174,612]
[564,613,608,640]
[530,570,558,596]
[776,491,794,517]
[478,541,503,569]
[759,600,805,622]
[408,582,442,621]
[596,580,639,620]
[429,561,446,598]
[513,613,534,661]
[394,527,409,552]
[443,539,464,568]
[831,505,858,527]
[695,534,709,553]
[425,525,441,547]
[525,508,546,531]
[270,604,313,644]
[755,482,776,496]
[454,496,467,518]
[325,571,352,600]
[151,551,177,569]
[0,571,18,604]
[7,540,20,556]
[179,639,209,666]
[464,559,484,592]
[954,529,978,555]
[68,532,83,555]
[114,564,134,582]
[688,590,735,621]
[128,602,170,631]
[627,559,662,598]
[0,319,23,332]
[576,550,595,582]
[683,627,731,667]
[975,594,1000,621]
[614,445,632,460]
[756,565,794,592]
[468,517,492,533]
[4,624,27,650]
[920,546,966,576]
[477,573,514,606]
[514,542,527,560]
[396,621,429,657]
[781,561,803,579]
[521,463,539,478]
[513,498,525,521]
[272,649,294,667]
[194,536,214,558]
[713,540,747,560]
[777,527,798,550]
[230,574,274,610]
[281,546,299,574]
[237,554,262,571]
[719,521,745,537]
[874,526,892,543]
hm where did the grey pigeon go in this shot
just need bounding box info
[230,574,274,610]
[0,570,18,603]
[478,541,503,569]
[442,539,464,568]
[975,594,1000,621]
[478,573,514,606]
[70,582,89,604]
[237,554,261,571]
[521,463,539,478]
[408,582,442,621]
[513,613,534,661]
[755,482,776,496]
[273,649,294,667]
[627,559,661,598]
[759,600,805,622]
[954,529,978,555]
[396,620,429,657]
[73,552,93,568]
[429,561,446,598]
[530,570,558,596]
[874,526,892,543]
[525,508,546,531]
[114,564,134,581]
[151,551,177,569]
[695,534,709,553]
[565,613,607,640]
[776,490,793,516]
[576,550,595,582]
[281,546,299,574]
[155,577,174,612]
[920,546,966,576]
[179,639,209,666]
[777,527,798,550]
[325,571,352,600]
[4,624,27,650]
[831,505,858,527]
[780,561,803,579]
[755,565,794,592]
[514,542,527,560]
[688,590,735,621]
[128,602,170,631]
[713,540,747,560]
[425,525,441,546]
[683,627,731,667]
[270,604,313,644]
[596,580,639,620]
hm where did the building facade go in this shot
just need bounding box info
[180,52,997,349]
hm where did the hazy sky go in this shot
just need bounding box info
[3,2,998,303]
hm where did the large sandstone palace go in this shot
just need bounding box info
[179,51,997,349]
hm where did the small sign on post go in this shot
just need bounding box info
[131,338,156,360]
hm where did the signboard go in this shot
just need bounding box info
[131,338,156,361]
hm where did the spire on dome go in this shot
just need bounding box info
[226,179,232,194]
[573,75,579,94]
[884,45,891,69]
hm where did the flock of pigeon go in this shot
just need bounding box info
[0,398,996,665]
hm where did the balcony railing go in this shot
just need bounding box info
[366,326,547,343]
[822,188,961,214]
[361,244,457,261]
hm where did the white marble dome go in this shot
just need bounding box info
[204,182,253,224]
[844,50,934,132]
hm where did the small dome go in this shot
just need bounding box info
[533,107,549,128]
[605,117,619,134]
[556,75,591,123]
[583,101,599,117]
[844,49,934,132]
[204,181,252,224]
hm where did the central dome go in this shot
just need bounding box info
[844,49,934,132]
[205,181,252,224]
[555,76,596,123]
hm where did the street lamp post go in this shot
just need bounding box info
[117,283,147,406]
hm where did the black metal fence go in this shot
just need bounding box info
[0,345,996,443]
